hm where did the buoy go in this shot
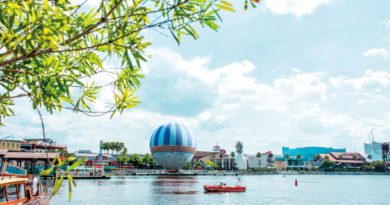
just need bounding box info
[295,179,298,187]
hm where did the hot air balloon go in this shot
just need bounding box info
[150,123,196,169]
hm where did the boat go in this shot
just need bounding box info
[66,165,110,180]
[0,162,50,205]
[203,183,246,192]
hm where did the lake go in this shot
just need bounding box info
[51,175,390,205]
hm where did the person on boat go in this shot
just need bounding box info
[219,182,226,186]
[32,176,39,196]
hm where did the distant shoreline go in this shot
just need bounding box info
[108,171,390,177]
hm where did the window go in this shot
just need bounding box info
[19,184,25,199]
[0,187,5,202]
[6,184,17,201]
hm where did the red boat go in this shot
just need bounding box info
[203,183,246,192]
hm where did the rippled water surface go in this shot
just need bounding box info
[52,175,390,205]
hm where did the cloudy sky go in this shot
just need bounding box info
[2,0,390,155]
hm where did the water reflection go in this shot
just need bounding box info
[51,175,390,205]
[151,176,198,195]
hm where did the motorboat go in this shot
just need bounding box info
[204,183,246,192]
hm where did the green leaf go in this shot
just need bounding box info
[40,167,53,176]
[67,174,72,201]
[67,159,84,171]
[169,28,180,45]
[216,3,235,12]
[67,156,76,162]
[51,174,64,197]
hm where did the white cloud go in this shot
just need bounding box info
[362,48,390,60]
[380,19,390,27]
[263,0,331,17]
[3,48,390,155]
[330,70,390,91]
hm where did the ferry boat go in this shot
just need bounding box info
[0,162,50,205]
[66,165,110,179]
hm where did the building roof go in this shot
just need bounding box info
[319,152,366,164]
[194,151,214,158]
[0,135,25,142]
[4,152,59,160]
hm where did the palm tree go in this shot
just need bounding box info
[256,152,262,169]
[102,142,108,154]
[285,154,290,167]
[235,141,243,154]
[367,154,372,161]
[296,154,302,166]
[230,152,235,158]
[256,152,262,158]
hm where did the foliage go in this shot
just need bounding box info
[142,153,154,165]
[204,160,218,169]
[365,160,386,172]
[101,141,125,154]
[324,155,329,160]
[230,151,235,158]
[256,152,261,158]
[127,153,143,166]
[235,141,243,154]
[267,152,273,163]
[367,154,372,160]
[40,156,84,201]
[183,162,193,170]
[320,159,335,171]
[0,0,260,124]
[268,152,273,158]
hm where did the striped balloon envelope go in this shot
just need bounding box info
[150,123,196,169]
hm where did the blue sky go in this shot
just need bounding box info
[2,0,390,155]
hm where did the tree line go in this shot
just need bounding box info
[101,142,126,154]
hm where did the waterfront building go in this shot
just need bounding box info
[246,151,275,169]
[74,150,116,166]
[21,138,67,153]
[282,146,346,169]
[192,146,236,170]
[282,146,346,162]
[274,157,287,170]
[318,152,366,168]
[364,141,390,161]
[0,135,25,151]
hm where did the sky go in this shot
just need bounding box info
[2,0,390,155]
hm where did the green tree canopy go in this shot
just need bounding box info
[320,159,335,171]
[127,153,142,166]
[235,141,243,154]
[230,151,235,158]
[256,152,261,158]
[142,153,154,165]
[0,0,258,124]
[369,160,386,172]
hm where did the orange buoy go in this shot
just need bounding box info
[295,179,298,186]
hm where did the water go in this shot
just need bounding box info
[52,175,390,205]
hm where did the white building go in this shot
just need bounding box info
[364,141,390,161]
[246,152,277,169]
